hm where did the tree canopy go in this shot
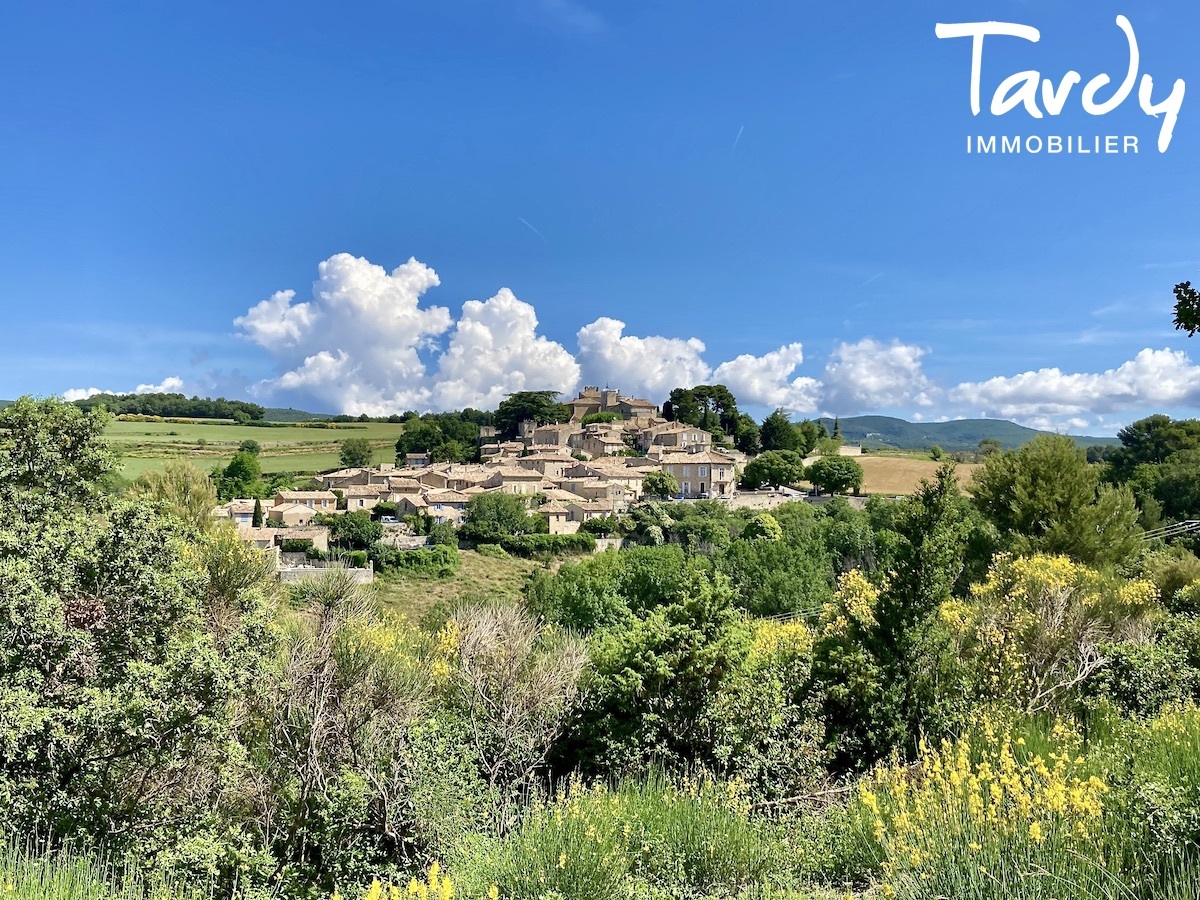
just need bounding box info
[494,391,569,439]
[805,456,864,495]
[740,450,805,490]
[759,409,801,453]
[339,437,374,468]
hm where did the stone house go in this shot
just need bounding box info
[658,450,738,499]
[268,503,321,527]
[274,490,338,511]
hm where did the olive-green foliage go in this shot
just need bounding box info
[704,620,827,800]
[972,434,1142,568]
[720,521,833,617]
[453,775,781,900]
[804,456,863,495]
[0,501,274,848]
[325,510,384,550]
[565,566,751,777]
[460,492,537,542]
[739,512,782,542]
[339,437,374,468]
[740,450,805,490]
[814,466,971,771]
[526,545,697,632]
[641,468,678,498]
[0,396,115,515]
[371,542,461,578]
[1140,545,1200,606]
[131,460,218,533]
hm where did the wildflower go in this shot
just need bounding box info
[1029,822,1045,842]
[558,853,567,869]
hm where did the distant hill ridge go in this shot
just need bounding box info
[818,415,1117,451]
[0,398,1117,451]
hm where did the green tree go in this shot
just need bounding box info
[494,391,568,439]
[759,409,801,453]
[1107,414,1200,482]
[461,492,536,541]
[0,396,115,514]
[0,400,275,849]
[565,565,751,776]
[238,439,262,455]
[929,444,943,461]
[339,436,374,468]
[642,469,679,498]
[797,420,821,456]
[971,434,1142,568]
[740,450,805,490]
[252,497,264,527]
[814,465,970,771]
[805,456,864,495]
[663,387,701,425]
[131,460,218,532]
[395,418,444,461]
[325,510,383,550]
[218,449,264,500]
[1172,273,1200,336]
[977,437,1003,458]
[740,512,783,542]
[734,414,761,455]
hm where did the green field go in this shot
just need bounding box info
[107,419,406,479]
[371,550,543,624]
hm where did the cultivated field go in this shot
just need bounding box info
[846,456,980,496]
[108,420,406,478]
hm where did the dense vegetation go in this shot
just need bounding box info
[71,391,266,421]
[5,397,1200,899]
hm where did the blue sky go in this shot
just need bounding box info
[2,0,1198,433]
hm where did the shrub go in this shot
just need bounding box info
[453,775,779,900]
[475,543,508,559]
[281,538,315,553]
[371,542,461,578]
[498,533,595,558]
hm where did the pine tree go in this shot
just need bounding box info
[252,498,263,528]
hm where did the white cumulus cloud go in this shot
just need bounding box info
[710,343,821,413]
[822,339,937,414]
[950,348,1200,421]
[576,317,711,400]
[432,289,581,411]
[236,254,579,414]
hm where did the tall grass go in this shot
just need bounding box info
[451,773,782,900]
[0,840,204,900]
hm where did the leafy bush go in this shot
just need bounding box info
[497,532,595,558]
[281,538,315,553]
[475,543,508,559]
[371,542,461,578]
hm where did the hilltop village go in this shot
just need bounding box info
[215,387,753,557]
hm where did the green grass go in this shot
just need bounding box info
[106,419,406,478]
[371,549,542,624]
[0,841,204,900]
